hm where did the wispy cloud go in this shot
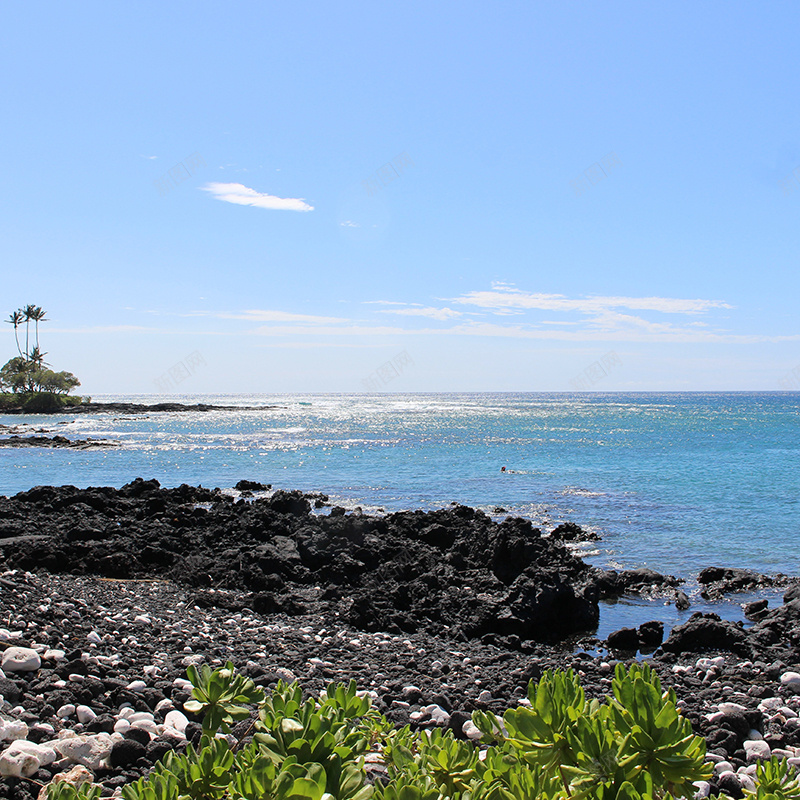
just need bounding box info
[451,285,732,315]
[221,309,345,324]
[187,309,345,324]
[378,305,462,321]
[121,283,794,346]
[201,182,314,212]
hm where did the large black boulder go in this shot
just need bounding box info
[661,612,750,655]
[606,627,640,650]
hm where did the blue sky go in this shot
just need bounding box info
[3,1,800,393]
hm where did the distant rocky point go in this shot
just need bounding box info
[0,435,117,449]
[2,401,283,415]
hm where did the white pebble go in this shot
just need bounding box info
[161,726,187,741]
[32,723,54,736]
[0,718,28,742]
[57,704,76,719]
[462,720,482,740]
[164,710,189,733]
[718,702,748,714]
[758,697,783,712]
[743,740,771,761]
[0,748,40,778]
[44,649,66,661]
[694,780,711,798]
[275,667,296,683]
[86,631,103,644]
[76,706,96,724]
[127,712,155,724]
[1,647,41,673]
[477,690,493,703]
[425,704,451,725]
[130,719,158,736]
[113,719,131,734]
[740,774,757,791]
[782,672,800,693]
[53,733,114,770]
[126,680,147,693]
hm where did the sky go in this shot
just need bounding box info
[2,1,800,393]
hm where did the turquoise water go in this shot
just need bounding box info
[2,392,799,589]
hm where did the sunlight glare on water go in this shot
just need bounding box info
[2,392,799,586]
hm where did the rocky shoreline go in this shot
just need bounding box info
[1,481,799,799]
[0,436,116,450]
[1,402,282,416]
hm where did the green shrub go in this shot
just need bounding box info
[22,392,65,412]
[62,394,90,406]
[46,662,800,800]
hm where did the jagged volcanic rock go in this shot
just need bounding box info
[0,480,607,644]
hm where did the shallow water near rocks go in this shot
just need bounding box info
[590,587,789,653]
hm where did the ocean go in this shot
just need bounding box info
[3,391,798,638]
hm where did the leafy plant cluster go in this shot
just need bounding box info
[1,304,84,410]
[44,663,800,800]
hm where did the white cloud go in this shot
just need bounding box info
[201,182,313,212]
[218,309,346,324]
[239,319,798,343]
[451,286,732,315]
[378,306,462,321]
[339,220,360,227]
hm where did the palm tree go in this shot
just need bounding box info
[5,311,24,357]
[23,304,37,359]
[28,346,48,369]
[29,306,47,350]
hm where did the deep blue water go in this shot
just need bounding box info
[3,392,798,638]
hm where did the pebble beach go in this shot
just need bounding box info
[2,478,800,799]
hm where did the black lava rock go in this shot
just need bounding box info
[109,738,147,767]
[637,620,664,647]
[607,627,640,651]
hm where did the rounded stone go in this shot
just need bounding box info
[1,647,41,673]
[781,672,800,693]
